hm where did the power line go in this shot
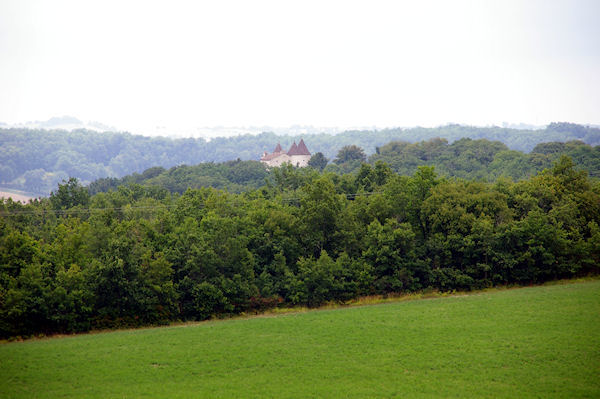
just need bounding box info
[0,191,384,217]
[0,204,180,217]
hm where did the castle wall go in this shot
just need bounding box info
[265,154,291,167]
[290,155,311,167]
[261,140,312,168]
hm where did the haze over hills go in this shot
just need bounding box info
[1,116,376,139]
[1,121,599,196]
[0,115,555,140]
[1,116,117,133]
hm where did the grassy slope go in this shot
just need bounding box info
[1,280,599,398]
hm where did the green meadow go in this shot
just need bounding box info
[1,280,599,398]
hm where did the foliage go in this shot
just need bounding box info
[50,178,90,210]
[85,138,599,197]
[0,156,599,338]
[89,160,269,195]
[2,123,599,194]
[334,145,367,164]
[308,152,328,171]
[370,137,599,181]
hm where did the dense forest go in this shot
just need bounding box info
[2,122,599,194]
[1,156,599,338]
[367,138,600,180]
[88,160,270,195]
[86,138,599,196]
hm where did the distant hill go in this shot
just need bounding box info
[1,122,599,194]
[88,138,599,196]
[368,138,600,181]
[88,160,270,195]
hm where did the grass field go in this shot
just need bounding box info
[1,280,599,398]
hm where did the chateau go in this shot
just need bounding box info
[260,139,311,167]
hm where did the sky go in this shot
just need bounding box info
[1,0,599,135]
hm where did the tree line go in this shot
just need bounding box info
[1,122,599,194]
[366,138,600,180]
[86,139,599,197]
[1,156,599,338]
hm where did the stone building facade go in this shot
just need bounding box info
[260,139,311,167]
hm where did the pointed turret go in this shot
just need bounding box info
[296,139,311,156]
[262,140,311,167]
[287,141,298,155]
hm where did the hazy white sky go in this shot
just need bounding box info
[1,0,599,133]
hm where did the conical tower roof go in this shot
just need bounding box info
[274,143,282,153]
[295,139,311,156]
[287,141,298,155]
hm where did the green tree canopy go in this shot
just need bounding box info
[334,145,366,164]
[308,152,329,171]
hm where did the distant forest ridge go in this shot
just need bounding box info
[88,138,600,196]
[1,122,599,195]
